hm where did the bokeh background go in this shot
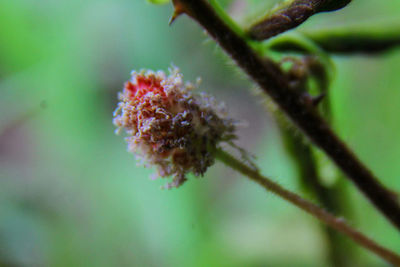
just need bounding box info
[1,0,400,266]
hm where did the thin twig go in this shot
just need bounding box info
[277,117,351,265]
[302,27,400,54]
[247,0,352,41]
[171,0,400,229]
[215,148,400,266]
[268,27,400,55]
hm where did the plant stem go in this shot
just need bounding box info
[247,0,352,41]
[301,26,400,54]
[171,0,400,229]
[268,26,400,55]
[272,56,351,265]
[278,121,351,266]
[215,148,400,266]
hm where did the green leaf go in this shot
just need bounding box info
[147,0,170,5]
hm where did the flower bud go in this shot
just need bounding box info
[113,67,236,188]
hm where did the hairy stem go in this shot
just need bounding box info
[171,0,400,229]
[215,148,400,266]
[274,57,351,265]
[247,0,352,41]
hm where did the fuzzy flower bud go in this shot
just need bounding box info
[113,67,236,188]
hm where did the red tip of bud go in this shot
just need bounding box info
[113,66,236,188]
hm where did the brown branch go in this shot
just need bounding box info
[216,148,400,266]
[171,0,400,229]
[247,0,352,41]
[271,56,351,264]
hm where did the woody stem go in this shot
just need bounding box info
[171,0,400,229]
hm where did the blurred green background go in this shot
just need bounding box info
[1,0,400,266]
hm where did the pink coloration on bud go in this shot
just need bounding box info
[113,67,236,188]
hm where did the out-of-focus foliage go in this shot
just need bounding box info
[0,0,399,266]
[147,0,170,5]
